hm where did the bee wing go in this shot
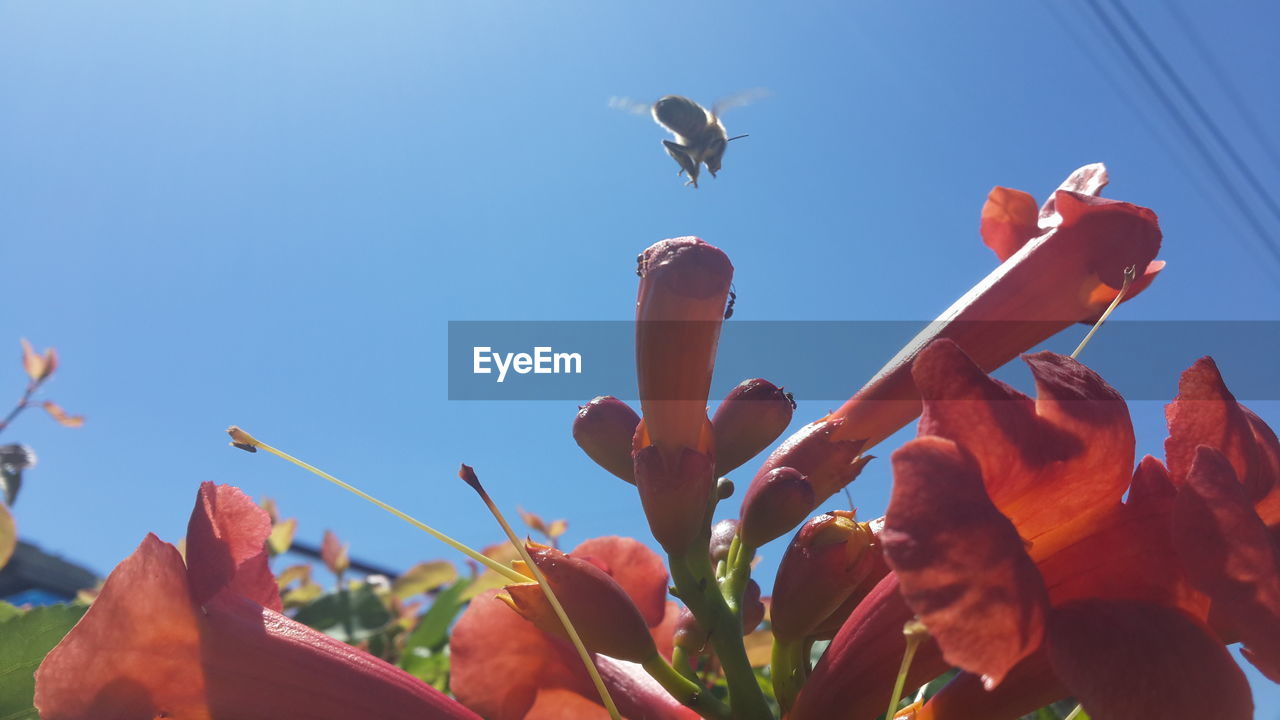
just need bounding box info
[711,87,771,117]
[607,96,653,116]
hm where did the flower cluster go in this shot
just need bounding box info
[26,163,1278,720]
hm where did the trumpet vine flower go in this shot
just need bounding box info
[741,164,1163,548]
[792,340,1280,720]
[34,482,479,720]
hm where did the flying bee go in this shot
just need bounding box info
[610,89,768,188]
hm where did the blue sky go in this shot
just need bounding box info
[3,0,1279,713]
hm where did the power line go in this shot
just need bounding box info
[1082,0,1280,266]
[1108,0,1280,227]
[1040,0,1243,242]
[1160,0,1280,176]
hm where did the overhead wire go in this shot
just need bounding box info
[1082,0,1280,266]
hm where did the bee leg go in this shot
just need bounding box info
[662,140,699,179]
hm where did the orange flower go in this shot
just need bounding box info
[451,536,693,720]
[792,341,1280,720]
[742,165,1163,548]
[35,483,477,720]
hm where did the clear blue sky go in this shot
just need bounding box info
[3,0,1279,714]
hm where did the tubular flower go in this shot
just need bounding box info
[792,340,1280,720]
[745,166,1162,546]
[34,482,478,720]
[451,536,693,720]
[633,237,733,553]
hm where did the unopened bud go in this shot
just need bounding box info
[712,378,795,476]
[738,419,870,546]
[716,477,735,500]
[770,511,879,643]
[709,518,739,565]
[738,467,816,549]
[501,543,658,663]
[573,396,640,484]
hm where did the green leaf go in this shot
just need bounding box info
[0,605,20,624]
[291,583,391,644]
[401,578,470,659]
[0,604,86,719]
[400,649,451,692]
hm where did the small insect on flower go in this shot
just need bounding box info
[724,285,737,319]
[610,89,768,188]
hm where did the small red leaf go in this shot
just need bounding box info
[42,402,85,428]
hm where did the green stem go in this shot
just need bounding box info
[671,548,773,720]
[884,619,928,720]
[642,654,733,720]
[769,638,807,714]
[671,645,700,683]
[721,537,754,614]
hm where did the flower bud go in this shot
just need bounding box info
[635,237,733,460]
[738,419,870,547]
[712,378,795,476]
[738,467,815,550]
[573,396,640,484]
[709,518,738,566]
[500,543,658,663]
[770,511,878,643]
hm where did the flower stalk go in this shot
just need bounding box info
[670,541,772,720]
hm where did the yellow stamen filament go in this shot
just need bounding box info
[1071,265,1137,359]
[1063,704,1090,720]
[885,618,929,720]
[225,427,526,584]
[461,465,621,720]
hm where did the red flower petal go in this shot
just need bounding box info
[452,590,592,720]
[200,593,478,719]
[571,536,670,628]
[883,437,1048,687]
[38,501,478,720]
[186,482,281,611]
[1047,599,1252,720]
[1165,357,1273,501]
[451,591,695,720]
[980,186,1040,262]
[914,341,1132,540]
[35,535,208,720]
[915,652,1067,720]
[1173,446,1280,680]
